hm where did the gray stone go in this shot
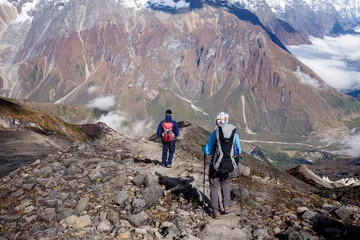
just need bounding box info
[76,197,89,214]
[253,228,270,238]
[22,183,35,190]
[107,209,120,224]
[14,199,32,211]
[63,158,79,167]
[142,185,163,207]
[230,187,250,201]
[73,215,92,229]
[34,166,53,176]
[145,174,158,188]
[44,180,57,189]
[292,198,311,204]
[334,207,352,220]
[24,206,35,214]
[134,228,147,234]
[155,205,169,212]
[57,209,75,221]
[127,211,149,227]
[31,159,41,166]
[58,192,70,201]
[30,222,42,234]
[97,160,117,168]
[52,162,65,171]
[187,234,202,240]
[299,230,319,240]
[8,169,20,178]
[24,215,38,223]
[120,158,134,164]
[10,189,23,198]
[97,219,112,232]
[88,167,103,181]
[132,174,145,187]
[114,191,129,206]
[0,215,21,222]
[120,220,132,228]
[132,199,147,210]
[299,210,317,220]
[65,165,77,175]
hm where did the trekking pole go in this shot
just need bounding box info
[238,155,243,215]
[203,153,206,219]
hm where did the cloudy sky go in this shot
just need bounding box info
[287,34,360,93]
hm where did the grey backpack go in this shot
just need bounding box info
[212,123,237,173]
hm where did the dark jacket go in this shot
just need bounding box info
[157,115,179,138]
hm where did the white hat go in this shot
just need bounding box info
[215,112,229,126]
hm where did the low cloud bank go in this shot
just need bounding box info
[97,111,154,137]
[322,133,360,157]
[87,85,98,94]
[294,66,321,89]
[288,35,360,92]
[87,96,115,111]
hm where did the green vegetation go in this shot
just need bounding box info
[331,97,360,114]
[251,146,329,167]
[344,117,360,129]
[0,97,88,142]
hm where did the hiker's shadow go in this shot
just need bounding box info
[134,158,160,165]
[157,174,212,215]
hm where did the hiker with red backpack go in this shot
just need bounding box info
[157,109,179,168]
[202,112,241,219]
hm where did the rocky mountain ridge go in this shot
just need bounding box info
[1,122,360,239]
[0,97,116,177]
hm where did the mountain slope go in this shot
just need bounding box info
[0,97,116,176]
[1,122,360,239]
[0,0,359,139]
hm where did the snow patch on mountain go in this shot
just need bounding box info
[0,0,11,6]
[115,0,148,9]
[322,176,360,186]
[11,0,38,24]
[148,0,189,9]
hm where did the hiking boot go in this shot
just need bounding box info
[212,211,220,219]
[224,206,231,214]
[166,165,172,168]
[160,163,166,167]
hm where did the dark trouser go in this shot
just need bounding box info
[209,165,232,212]
[161,140,176,166]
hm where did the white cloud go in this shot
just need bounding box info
[87,85,98,94]
[288,35,360,92]
[87,95,115,110]
[322,134,360,157]
[294,66,321,89]
[97,111,154,137]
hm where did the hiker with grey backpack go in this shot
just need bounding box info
[202,112,242,219]
[157,109,179,168]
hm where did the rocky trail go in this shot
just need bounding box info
[1,124,360,240]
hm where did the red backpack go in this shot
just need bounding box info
[161,121,174,143]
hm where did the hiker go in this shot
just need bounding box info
[157,109,179,168]
[202,112,241,219]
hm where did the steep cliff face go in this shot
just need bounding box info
[0,0,359,138]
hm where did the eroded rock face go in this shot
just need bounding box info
[1,1,359,138]
[287,165,335,189]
